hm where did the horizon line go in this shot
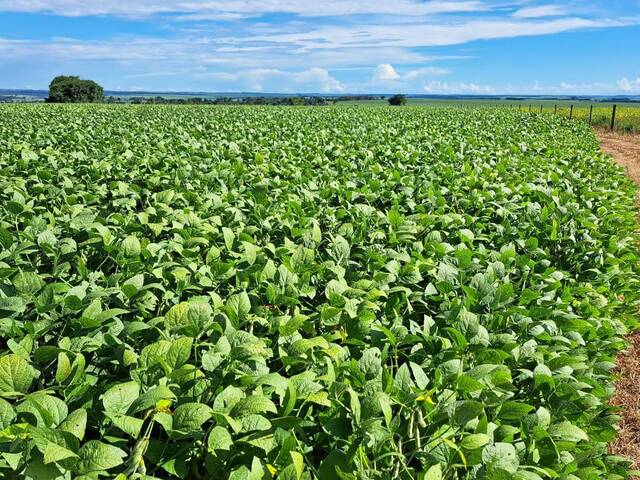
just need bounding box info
[2,88,640,100]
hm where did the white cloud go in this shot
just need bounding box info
[294,67,345,92]
[0,36,438,72]
[2,1,639,93]
[483,80,623,96]
[420,80,628,96]
[373,64,400,82]
[618,77,640,92]
[196,67,344,92]
[370,63,450,89]
[512,5,567,19]
[404,67,450,80]
[423,81,494,94]
[0,0,487,17]
[247,17,631,51]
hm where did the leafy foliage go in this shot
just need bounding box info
[387,94,407,106]
[47,76,104,104]
[0,104,638,479]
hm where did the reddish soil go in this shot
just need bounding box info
[597,129,640,476]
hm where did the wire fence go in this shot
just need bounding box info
[509,102,640,133]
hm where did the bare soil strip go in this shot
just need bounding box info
[597,129,640,475]
[599,130,640,185]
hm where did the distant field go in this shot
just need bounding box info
[341,99,640,133]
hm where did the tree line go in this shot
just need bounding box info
[44,76,390,105]
[107,94,385,105]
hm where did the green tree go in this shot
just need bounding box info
[47,76,104,103]
[387,94,407,106]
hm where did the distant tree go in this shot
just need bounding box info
[388,94,407,106]
[47,76,104,103]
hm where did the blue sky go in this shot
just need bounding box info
[1,1,640,94]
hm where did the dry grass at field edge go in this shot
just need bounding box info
[597,129,640,478]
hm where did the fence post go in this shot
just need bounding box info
[610,104,617,130]
[569,105,573,119]
[539,104,543,113]
[588,105,593,125]
[529,104,532,112]
[554,104,557,114]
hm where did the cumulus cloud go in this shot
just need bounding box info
[371,64,450,88]
[373,64,401,82]
[294,67,344,92]
[618,77,640,92]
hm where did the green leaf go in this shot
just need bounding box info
[0,398,16,429]
[2,452,22,471]
[44,442,78,464]
[37,230,57,248]
[24,453,65,479]
[27,425,79,456]
[492,283,514,306]
[172,403,212,433]
[0,296,26,314]
[358,348,381,380]
[55,352,72,384]
[548,421,589,442]
[482,442,519,473]
[424,464,442,480]
[409,362,429,390]
[231,395,277,417]
[290,451,304,480]
[17,393,68,427]
[282,382,297,416]
[226,291,251,326]
[498,401,534,420]
[208,426,233,451]
[378,393,392,428]
[0,227,13,249]
[165,302,190,330]
[223,227,236,251]
[128,385,176,414]
[121,235,141,257]
[166,337,193,369]
[187,298,212,329]
[453,400,484,425]
[13,271,45,295]
[122,273,144,298]
[74,440,127,474]
[460,433,490,450]
[202,337,231,372]
[109,413,144,438]
[102,381,140,415]
[59,409,87,440]
[0,353,36,393]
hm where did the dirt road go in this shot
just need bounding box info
[598,129,640,475]
[599,130,640,184]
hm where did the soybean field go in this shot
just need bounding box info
[0,104,638,480]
